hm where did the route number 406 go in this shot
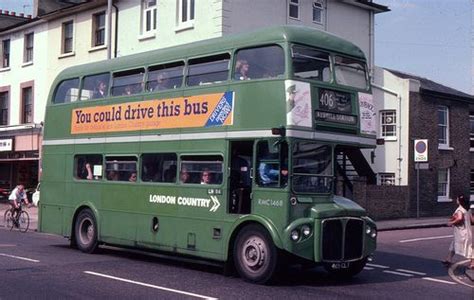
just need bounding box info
[319,91,335,109]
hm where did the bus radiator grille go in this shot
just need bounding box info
[321,218,364,261]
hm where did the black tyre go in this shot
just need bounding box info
[324,257,367,279]
[233,224,278,284]
[75,209,98,253]
[17,211,30,233]
[4,209,13,230]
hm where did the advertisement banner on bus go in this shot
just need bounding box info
[71,91,234,134]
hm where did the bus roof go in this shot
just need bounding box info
[55,25,366,80]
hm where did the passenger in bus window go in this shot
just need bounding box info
[93,80,107,99]
[200,169,212,185]
[234,59,250,80]
[123,85,133,96]
[180,168,190,183]
[129,172,137,182]
[153,72,169,91]
[107,170,119,181]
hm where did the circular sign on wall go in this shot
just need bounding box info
[414,139,428,162]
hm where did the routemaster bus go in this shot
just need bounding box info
[39,25,377,284]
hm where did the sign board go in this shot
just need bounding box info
[0,138,13,152]
[414,139,428,162]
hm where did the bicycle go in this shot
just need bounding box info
[3,202,30,233]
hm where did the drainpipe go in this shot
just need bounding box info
[107,0,112,59]
[113,3,118,58]
[371,83,403,186]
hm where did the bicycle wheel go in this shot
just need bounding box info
[4,209,13,230]
[17,211,30,233]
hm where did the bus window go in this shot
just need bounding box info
[105,156,137,182]
[141,153,177,183]
[256,140,288,187]
[147,62,184,92]
[292,142,332,193]
[74,154,103,180]
[186,54,230,87]
[53,78,80,103]
[334,56,368,90]
[180,155,223,184]
[291,45,330,81]
[82,73,110,100]
[111,68,145,96]
[234,45,284,80]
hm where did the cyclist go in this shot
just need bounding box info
[8,184,29,220]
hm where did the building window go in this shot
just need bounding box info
[62,21,74,54]
[178,0,194,26]
[1,39,10,68]
[379,173,395,186]
[437,168,450,201]
[93,12,106,47]
[289,0,299,19]
[380,110,396,138]
[312,0,323,23]
[21,87,33,123]
[470,113,474,149]
[24,33,34,63]
[0,91,8,125]
[438,106,449,147]
[142,0,157,34]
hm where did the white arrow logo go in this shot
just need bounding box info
[210,196,220,212]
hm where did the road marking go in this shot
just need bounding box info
[0,253,40,263]
[383,270,414,277]
[84,271,218,299]
[366,263,389,269]
[395,269,426,276]
[0,244,16,247]
[399,235,452,243]
[422,277,456,285]
[363,267,374,270]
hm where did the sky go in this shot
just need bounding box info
[1,0,472,94]
[375,0,472,94]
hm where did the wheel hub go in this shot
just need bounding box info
[242,237,266,269]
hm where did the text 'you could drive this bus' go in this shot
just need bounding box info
[40,25,377,284]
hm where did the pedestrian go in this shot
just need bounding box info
[442,195,474,269]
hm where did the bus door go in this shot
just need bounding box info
[228,141,253,214]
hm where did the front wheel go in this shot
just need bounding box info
[74,209,98,253]
[324,257,368,279]
[233,224,278,284]
[17,211,30,233]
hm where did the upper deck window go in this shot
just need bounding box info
[82,73,110,100]
[291,45,330,82]
[111,68,145,96]
[54,78,80,103]
[186,54,230,87]
[147,62,184,91]
[334,56,368,90]
[234,45,284,81]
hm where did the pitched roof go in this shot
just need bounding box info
[385,68,473,100]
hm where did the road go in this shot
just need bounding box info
[0,226,472,299]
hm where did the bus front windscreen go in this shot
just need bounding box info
[292,142,333,193]
[334,56,368,90]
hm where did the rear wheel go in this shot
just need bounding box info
[4,209,13,230]
[324,257,368,279]
[17,211,30,233]
[233,224,278,284]
[75,209,98,253]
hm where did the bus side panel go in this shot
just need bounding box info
[39,151,68,235]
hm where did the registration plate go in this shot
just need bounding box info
[330,262,350,269]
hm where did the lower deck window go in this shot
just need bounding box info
[75,154,103,180]
[105,156,137,182]
[180,155,223,184]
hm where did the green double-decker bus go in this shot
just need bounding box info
[40,25,377,284]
